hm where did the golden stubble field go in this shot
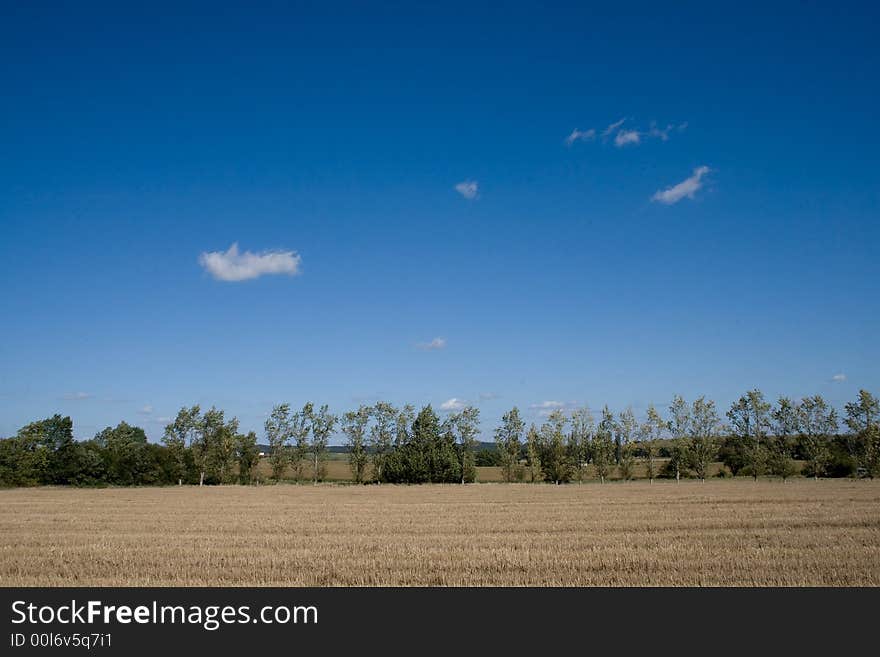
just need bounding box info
[1,480,878,586]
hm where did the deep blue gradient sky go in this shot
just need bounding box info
[2,2,878,441]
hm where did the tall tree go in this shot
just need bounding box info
[569,407,594,482]
[727,389,771,481]
[162,405,200,485]
[616,407,638,481]
[539,410,571,484]
[495,407,525,483]
[525,424,542,482]
[290,403,314,482]
[798,395,837,479]
[212,414,239,484]
[309,404,337,484]
[451,406,480,484]
[668,395,691,482]
[265,403,294,482]
[369,402,396,483]
[688,396,720,481]
[642,404,665,483]
[592,406,616,484]
[236,431,260,484]
[342,405,371,484]
[95,421,150,485]
[845,390,880,476]
[770,397,798,481]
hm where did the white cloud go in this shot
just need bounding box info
[565,128,596,146]
[651,166,710,205]
[832,373,847,383]
[602,118,626,138]
[138,405,154,415]
[648,122,672,141]
[198,243,301,282]
[478,392,499,401]
[440,398,466,411]
[614,129,641,147]
[62,392,92,401]
[156,416,172,424]
[418,337,447,351]
[454,180,479,200]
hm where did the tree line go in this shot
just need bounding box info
[0,389,877,487]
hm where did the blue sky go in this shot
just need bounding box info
[1,1,878,441]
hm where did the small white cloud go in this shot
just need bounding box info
[478,392,499,401]
[454,180,479,200]
[198,243,301,282]
[138,405,154,415]
[565,128,596,146]
[440,398,466,411]
[832,373,847,383]
[651,166,710,205]
[614,130,641,147]
[62,392,92,401]
[156,416,172,424]
[418,337,447,351]
[602,118,626,138]
[648,121,672,141]
[530,401,564,410]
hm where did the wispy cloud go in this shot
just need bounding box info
[564,128,596,146]
[478,392,499,401]
[601,118,626,138]
[440,398,466,411]
[646,121,686,142]
[651,166,710,205]
[199,243,302,282]
[531,401,565,410]
[61,392,92,401]
[529,400,581,417]
[138,405,154,415]
[454,180,479,200]
[418,337,447,351]
[614,129,641,147]
[832,373,847,383]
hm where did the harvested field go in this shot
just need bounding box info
[1,480,878,586]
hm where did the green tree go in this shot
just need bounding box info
[617,407,637,481]
[592,406,616,484]
[525,424,542,482]
[727,389,771,481]
[309,404,337,484]
[569,407,594,482]
[162,405,200,485]
[539,410,571,484]
[236,431,260,484]
[495,407,525,483]
[342,405,371,484]
[210,413,239,484]
[94,421,150,485]
[798,395,837,479]
[668,395,690,482]
[642,404,665,483]
[265,403,293,482]
[687,396,720,481]
[290,403,314,482]
[450,406,480,483]
[770,397,798,481]
[369,402,397,483]
[845,390,880,476]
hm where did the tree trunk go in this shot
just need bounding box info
[199,471,204,486]
[178,478,182,486]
